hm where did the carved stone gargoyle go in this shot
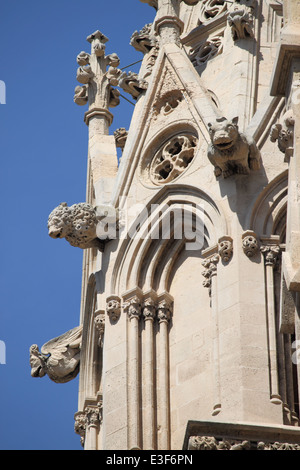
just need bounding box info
[207,116,261,178]
[47,202,119,251]
[29,326,82,384]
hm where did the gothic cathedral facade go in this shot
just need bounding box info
[31,0,300,451]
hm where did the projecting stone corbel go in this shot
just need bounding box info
[47,202,119,251]
[242,230,259,258]
[218,236,233,262]
[207,116,261,179]
[106,295,121,323]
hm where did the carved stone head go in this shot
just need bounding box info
[208,117,239,152]
[48,202,99,249]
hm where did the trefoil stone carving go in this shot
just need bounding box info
[207,116,261,178]
[29,326,82,384]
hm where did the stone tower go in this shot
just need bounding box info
[31,0,300,451]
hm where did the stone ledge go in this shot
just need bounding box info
[183,420,300,450]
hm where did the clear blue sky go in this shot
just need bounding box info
[0,0,154,450]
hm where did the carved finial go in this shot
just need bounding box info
[74,30,121,128]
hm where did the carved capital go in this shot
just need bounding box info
[123,295,143,321]
[218,236,233,262]
[143,293,157,321]
[85,403,102,427]
[157,294,173,323]
[260,245,281,267]
[242,230,259,257]
[106,296,121,322]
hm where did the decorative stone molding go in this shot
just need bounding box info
[227,6,254,41]
[189,34,223,67]
[114,127,128,152]
[202,254,219,291]
[207,116,261,178]
[270,109,295,160]
[184,420,300,451]
[130,23,158,54]
[260,244,281,267]
[29,325,82,384]
[149,134,198,185]
[118,71,148,100]
[198,0,228,24]
[218,236,233,262]
[153,90,183,117]
[48,202,118,250]
[188,435,300,450]
[242,230,259,257]
[106,295,121,322]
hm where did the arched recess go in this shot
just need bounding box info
[78,273,102,410]
[248,171,299,425]
[111,184,228,295]
[248,170,288,242]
